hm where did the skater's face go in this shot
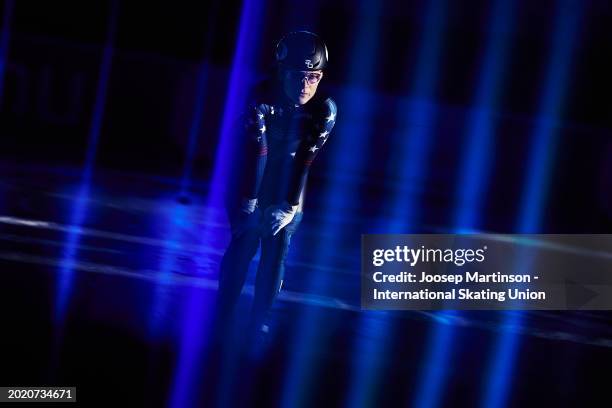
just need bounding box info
[282,70,323,105]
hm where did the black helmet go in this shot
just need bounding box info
[275,31,328,71]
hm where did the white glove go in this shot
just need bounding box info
[240,198,258,214]
[265,201,299,236]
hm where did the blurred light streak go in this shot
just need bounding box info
[453,0,515,230]
[151,0,220,349]
[410,2,517,408]
[338,1,451,407]
[0,0,14,105]
[481,1,583,407]
[148,201,191,338]
[279,1,384,407]
[387,0,447,233]
[55,0,118,325]
[179,0,222,197]
[168,1,266,407]
[179,65,210,197]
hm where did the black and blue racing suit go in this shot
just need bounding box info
[216,80,338,334]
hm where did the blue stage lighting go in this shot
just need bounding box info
[413,1,517,407]
[342,1,450,407]
[482,1,582,407]
[0,0,14,105]
[55,0,118,326]
[281,1,385,407]
[453,0,515,229]
[148,201,191,339]
[168,1,265,406]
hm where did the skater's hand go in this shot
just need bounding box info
[240,197,258,214]
[264,202,298,236]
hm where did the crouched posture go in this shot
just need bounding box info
[215,31,337,337]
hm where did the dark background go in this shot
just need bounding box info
[1,0,610,232]
[0,1,611,407]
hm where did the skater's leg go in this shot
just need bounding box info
[213,209,262,335]
[216,230,260,318]
[248,212,303,335]
[204,222,261,407]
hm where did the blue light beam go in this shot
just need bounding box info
[55,0,119,325]
[481,2,583,407]
[0,0,14,105]
[168,1,266,406]
[280,1,384,407]
[412,2,517,408]
[345,1,450,408]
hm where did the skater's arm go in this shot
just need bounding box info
[286,98,337,206]
[240,103,271,202]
